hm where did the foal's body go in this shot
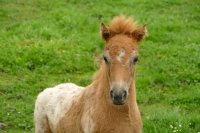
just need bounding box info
[35,78,141,133]
[35,68,141,133]
[34,15,147,133]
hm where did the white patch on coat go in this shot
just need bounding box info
[116,48,125,62]
[34,83,84,132]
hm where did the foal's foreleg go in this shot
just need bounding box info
[34,115,52,133]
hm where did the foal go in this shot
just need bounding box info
[34,15,147,133]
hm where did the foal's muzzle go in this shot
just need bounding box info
[110,90,127,105]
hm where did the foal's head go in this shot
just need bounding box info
[101,16,147,105]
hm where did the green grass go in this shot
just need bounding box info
[0,0,200,132]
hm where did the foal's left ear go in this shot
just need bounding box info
[132,25,147,43]
[101,23,110,41]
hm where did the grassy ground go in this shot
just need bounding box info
[0,0,200,132]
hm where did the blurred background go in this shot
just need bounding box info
[0,0,199,132]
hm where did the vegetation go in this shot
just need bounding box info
[0,0,199,132]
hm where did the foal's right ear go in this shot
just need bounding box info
[132,25,147,43]
[101,23,110,41]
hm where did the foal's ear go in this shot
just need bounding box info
[132,25,147,43]
[101,23,110,41]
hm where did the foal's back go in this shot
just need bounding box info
[34,83,84,133]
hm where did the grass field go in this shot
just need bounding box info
[0,0,200,132]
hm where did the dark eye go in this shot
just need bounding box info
[133,56,139,64]
[103,56,109,64]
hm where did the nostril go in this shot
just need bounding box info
[122,91,127,98]
[110,90,114,98]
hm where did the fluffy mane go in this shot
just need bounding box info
[109,15,138,34]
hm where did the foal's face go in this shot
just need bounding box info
[100,19,147,105]
[103,35,139,105]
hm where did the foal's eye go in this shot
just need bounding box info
[133,56,139,64]
[103,56,109,64]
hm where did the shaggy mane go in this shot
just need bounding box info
[109,15,138,34]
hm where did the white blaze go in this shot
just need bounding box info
[116,48,125,62]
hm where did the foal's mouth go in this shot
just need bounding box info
[113,101,125,105]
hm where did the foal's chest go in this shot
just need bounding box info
[92,120,134,133]
[88,113,134,133]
